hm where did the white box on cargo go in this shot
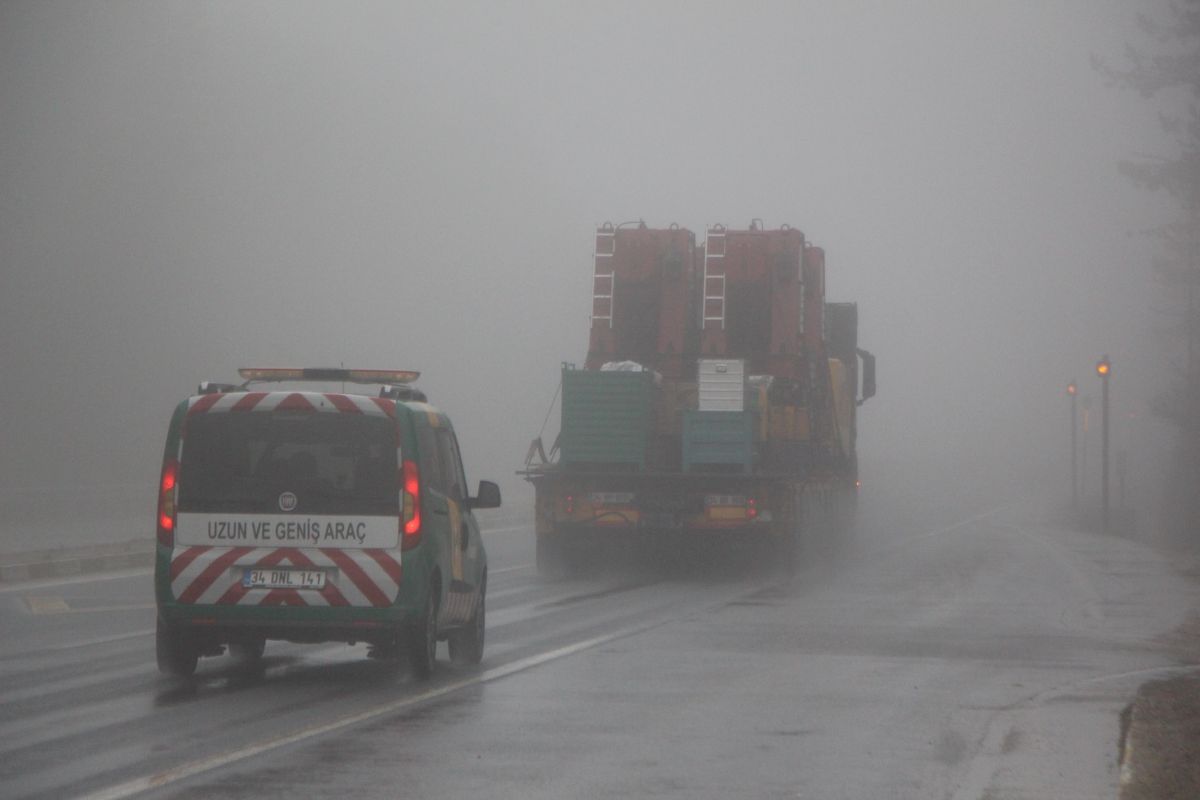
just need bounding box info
[698,359,746,412]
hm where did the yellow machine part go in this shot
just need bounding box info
[828,358,853,458]
[768,404,811,441]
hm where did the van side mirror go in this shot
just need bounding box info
[469,480,501,510]
[857,348,876,403]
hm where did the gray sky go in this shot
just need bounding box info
[0,1,1180,515]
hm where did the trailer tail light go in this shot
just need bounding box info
[747,497,758,520]
[157,460,178,547]
[401,459,421,550]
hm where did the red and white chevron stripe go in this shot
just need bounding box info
[169,545,402,608]
[187,391,396,417]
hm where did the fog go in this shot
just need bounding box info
[0,2,1179,545]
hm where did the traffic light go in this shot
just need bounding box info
[1067,381,1077,396]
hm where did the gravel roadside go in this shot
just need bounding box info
[1120,610,1200,800]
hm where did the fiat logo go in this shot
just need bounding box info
[279,491,298,512]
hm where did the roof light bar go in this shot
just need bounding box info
[238,368,420,384]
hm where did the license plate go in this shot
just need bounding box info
[707,507,747,521]
[242,568,326,590]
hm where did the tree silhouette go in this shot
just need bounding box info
[1096,2,1200,545]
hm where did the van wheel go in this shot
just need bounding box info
[408,581,439,679]
[156,618,199,677]
[449,580,485,665]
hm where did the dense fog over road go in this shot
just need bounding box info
[0,2,1179,541]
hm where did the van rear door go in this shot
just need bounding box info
[170,400,402,608]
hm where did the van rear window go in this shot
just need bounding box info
[178,412,398,515]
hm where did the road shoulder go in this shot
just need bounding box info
[1120,591,1200,799]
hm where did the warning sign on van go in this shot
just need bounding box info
[175,514,399,549]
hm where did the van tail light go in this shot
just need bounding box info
[401,459,421,550]
[157,460,179,547]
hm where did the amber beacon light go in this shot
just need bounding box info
[1095,355,1111,531]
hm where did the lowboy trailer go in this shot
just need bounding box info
[523,221,874,575]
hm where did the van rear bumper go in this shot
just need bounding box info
[158,601,420,644]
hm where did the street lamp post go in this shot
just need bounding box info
[1067,381,1078,511]
[1096,356,1112,532]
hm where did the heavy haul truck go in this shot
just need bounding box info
[522,221,875,575]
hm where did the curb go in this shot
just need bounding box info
[0,540,154,584]
[1118,701,1135,795]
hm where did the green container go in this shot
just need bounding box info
[560,369,656,467]
[682,410,754,473]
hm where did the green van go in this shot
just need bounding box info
[154,368,499,678]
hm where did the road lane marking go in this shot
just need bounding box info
[21,597,156,616]
[481,524,532,535]
[866,503,1019,563]
[903,503,1014,543]
[77,618,667,800]
[24,596,70,614]
[0,663,152,706]
[491,563,532,575]
[65,603,155,614]
[39,629,154,652]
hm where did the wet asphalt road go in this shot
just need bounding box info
[2,486,1197,800]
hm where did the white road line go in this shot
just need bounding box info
[903,504,1013,542]
[867,503,1018,562]
[490,563,532,575]
[0,663,152,705]
[25,602,157,616]
[41,629,154,651]
[481,524,532,535]
[488,584,537,601]
[76,620,664,800]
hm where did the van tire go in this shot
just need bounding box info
[408,580,439,679]
[156,618,199,677]
[449,579,485,665]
